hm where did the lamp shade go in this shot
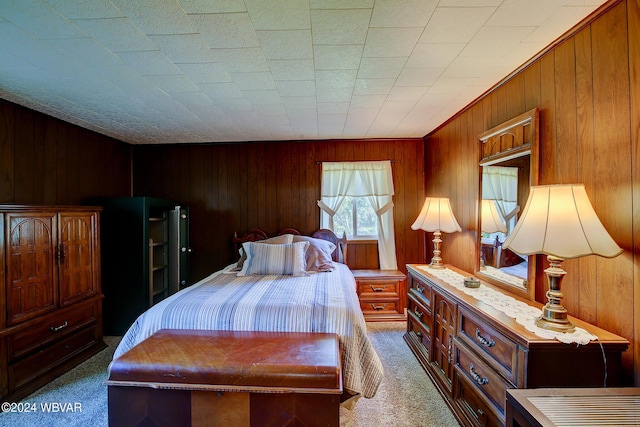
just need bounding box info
[411,197,462,233]
[481,199,507,234]
[502,184,622,259]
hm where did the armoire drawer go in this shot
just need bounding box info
[457,306,521,386]
[8,325,99,393]
[7,303,98,362]
[455,341,512,417]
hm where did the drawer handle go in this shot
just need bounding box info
[413,308,423,318]
[416,285,424,294]
[371,303,387,311]
[416,331,422,338]
[370,285,385,292]
[470,364,489,385]
[49,320,68,332]
[475,328,496,347]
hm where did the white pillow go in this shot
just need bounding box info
[236,234,294,269]
[238,241,309,276]
[292,235,336,272]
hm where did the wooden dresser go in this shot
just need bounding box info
[404,264,629,427]
[0,205,105,403]
[352,269,406,321]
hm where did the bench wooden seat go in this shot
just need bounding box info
[106,329,342,427]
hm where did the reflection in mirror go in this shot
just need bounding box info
[476,108,538,301]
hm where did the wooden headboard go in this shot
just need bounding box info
[233,228,347,264]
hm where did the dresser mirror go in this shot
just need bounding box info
[476,108,539,301]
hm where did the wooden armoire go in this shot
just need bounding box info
[0,205,105,403]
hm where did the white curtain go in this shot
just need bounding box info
[482,166,519,234]
[318,161,397,269]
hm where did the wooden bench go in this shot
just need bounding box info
[106,329,342,427]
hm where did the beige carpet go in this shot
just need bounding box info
[340,322,459,427]
[0,323,460,426]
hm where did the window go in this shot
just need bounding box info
[332,196,377,239]
[317,161,398,269]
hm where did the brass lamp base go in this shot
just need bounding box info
[535,307,575,333]
[429,230,445,269]
[536,255,575,333]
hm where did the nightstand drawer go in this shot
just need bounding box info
[457,306,521,386]
[357,280,400,298]
[360,300,400,315]
[352,269,406,321]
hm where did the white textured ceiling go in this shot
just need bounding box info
[0,0,606,144]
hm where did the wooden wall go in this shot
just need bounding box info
[0,100,132,205]
[132,139,425,281]
[424,0,639,385]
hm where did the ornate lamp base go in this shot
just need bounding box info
[430,230,444,269]
[536,255,575,333]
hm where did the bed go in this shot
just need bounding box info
[111,228,382,404]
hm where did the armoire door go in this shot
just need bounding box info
[58,211,99,307]
[6,212,58,325]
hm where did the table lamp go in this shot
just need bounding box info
[502,184,622,332]
[411,197,461,269]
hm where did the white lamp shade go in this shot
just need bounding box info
[481,199,507,233]
[411,197,462,233]
[502,184,622,259]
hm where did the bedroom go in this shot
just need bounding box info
[0,0,639,425]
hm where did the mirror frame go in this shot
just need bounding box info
[475,108,539,301]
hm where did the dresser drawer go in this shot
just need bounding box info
[457,306,521,386]
[407,314,431,359]
[408,292,431,327]
[357,280,400,298]
[454,371,503,427]
[8,325,99,393]
[7,303,98,362]
[408,276,432,308]
[455,341,511,417]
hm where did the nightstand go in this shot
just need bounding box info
[352,269,406,321]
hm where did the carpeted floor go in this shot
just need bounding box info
[0,323,460,427]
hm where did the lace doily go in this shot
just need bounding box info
[416,265,597,345]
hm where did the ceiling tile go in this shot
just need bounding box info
[110,0,196,35]
[149,34,218,63]
[313,45,363,70]
[211,48,269,72]
[191,13,259,48]
[73,18,157,52]
[311,9,371,45]
[370,0,437,28]
[244,0,310,30]
[357,57,406,79]
[46,0,124,19]
[363,27,423,57]
[0,0,86,39]
[354,78,395,95]
[268,59,315,81]
[419,7,496,43]
[177,0,246,14]
[256,30,312,59]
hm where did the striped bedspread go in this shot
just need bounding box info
[112,262,383,399]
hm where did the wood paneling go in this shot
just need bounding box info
[133,139,425,281]
[0,100,131,205]
[424,0,638,385]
